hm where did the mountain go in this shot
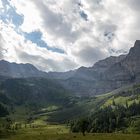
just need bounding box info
[0,40,140,96]
[0,60,47,78]
[58,40,140,96]
[47,55,126,81]
[58,56,126,96]
[103,40,140,85]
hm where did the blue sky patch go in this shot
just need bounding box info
[24,31,65,54]
[0,0,24,27]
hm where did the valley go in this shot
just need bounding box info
[1,0,140,139]
[0,41,140,139]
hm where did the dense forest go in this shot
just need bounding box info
[70,101,140,135]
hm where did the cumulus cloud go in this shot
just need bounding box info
[0,19,77,71]
[74,46,107,65]
[0,0,140,71]
[17,50,77,72]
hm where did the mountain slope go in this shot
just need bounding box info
[70,83,140,134]
[0,77,74,121]
[0,78,71,106]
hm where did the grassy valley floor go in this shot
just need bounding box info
[1,124,140,140]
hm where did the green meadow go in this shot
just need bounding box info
[1,125,140,140]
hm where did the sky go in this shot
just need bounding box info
[0,0,139,72]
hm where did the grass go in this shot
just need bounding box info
[4,134,140,140]
[1,116,140,140]
[1,125,140,140]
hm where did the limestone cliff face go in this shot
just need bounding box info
[93,40,140,95]
[104,40,140,82]
[123,40,140,81]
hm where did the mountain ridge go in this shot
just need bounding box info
[0,40,140,96]
[0,60,48,78]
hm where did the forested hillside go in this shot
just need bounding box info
[70,84,140,134]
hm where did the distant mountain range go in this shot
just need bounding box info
[0,40,140,96]
[0,60,47,78]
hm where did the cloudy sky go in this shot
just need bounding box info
[0,0,139,72]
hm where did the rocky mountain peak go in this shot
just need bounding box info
[127,40,140,58]
[134,40,140,47]
[121,40,140,77]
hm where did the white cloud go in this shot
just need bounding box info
[0,19,78,71]
[0,0,3,8]
[0,0,140,71]
[10,0,42,32]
